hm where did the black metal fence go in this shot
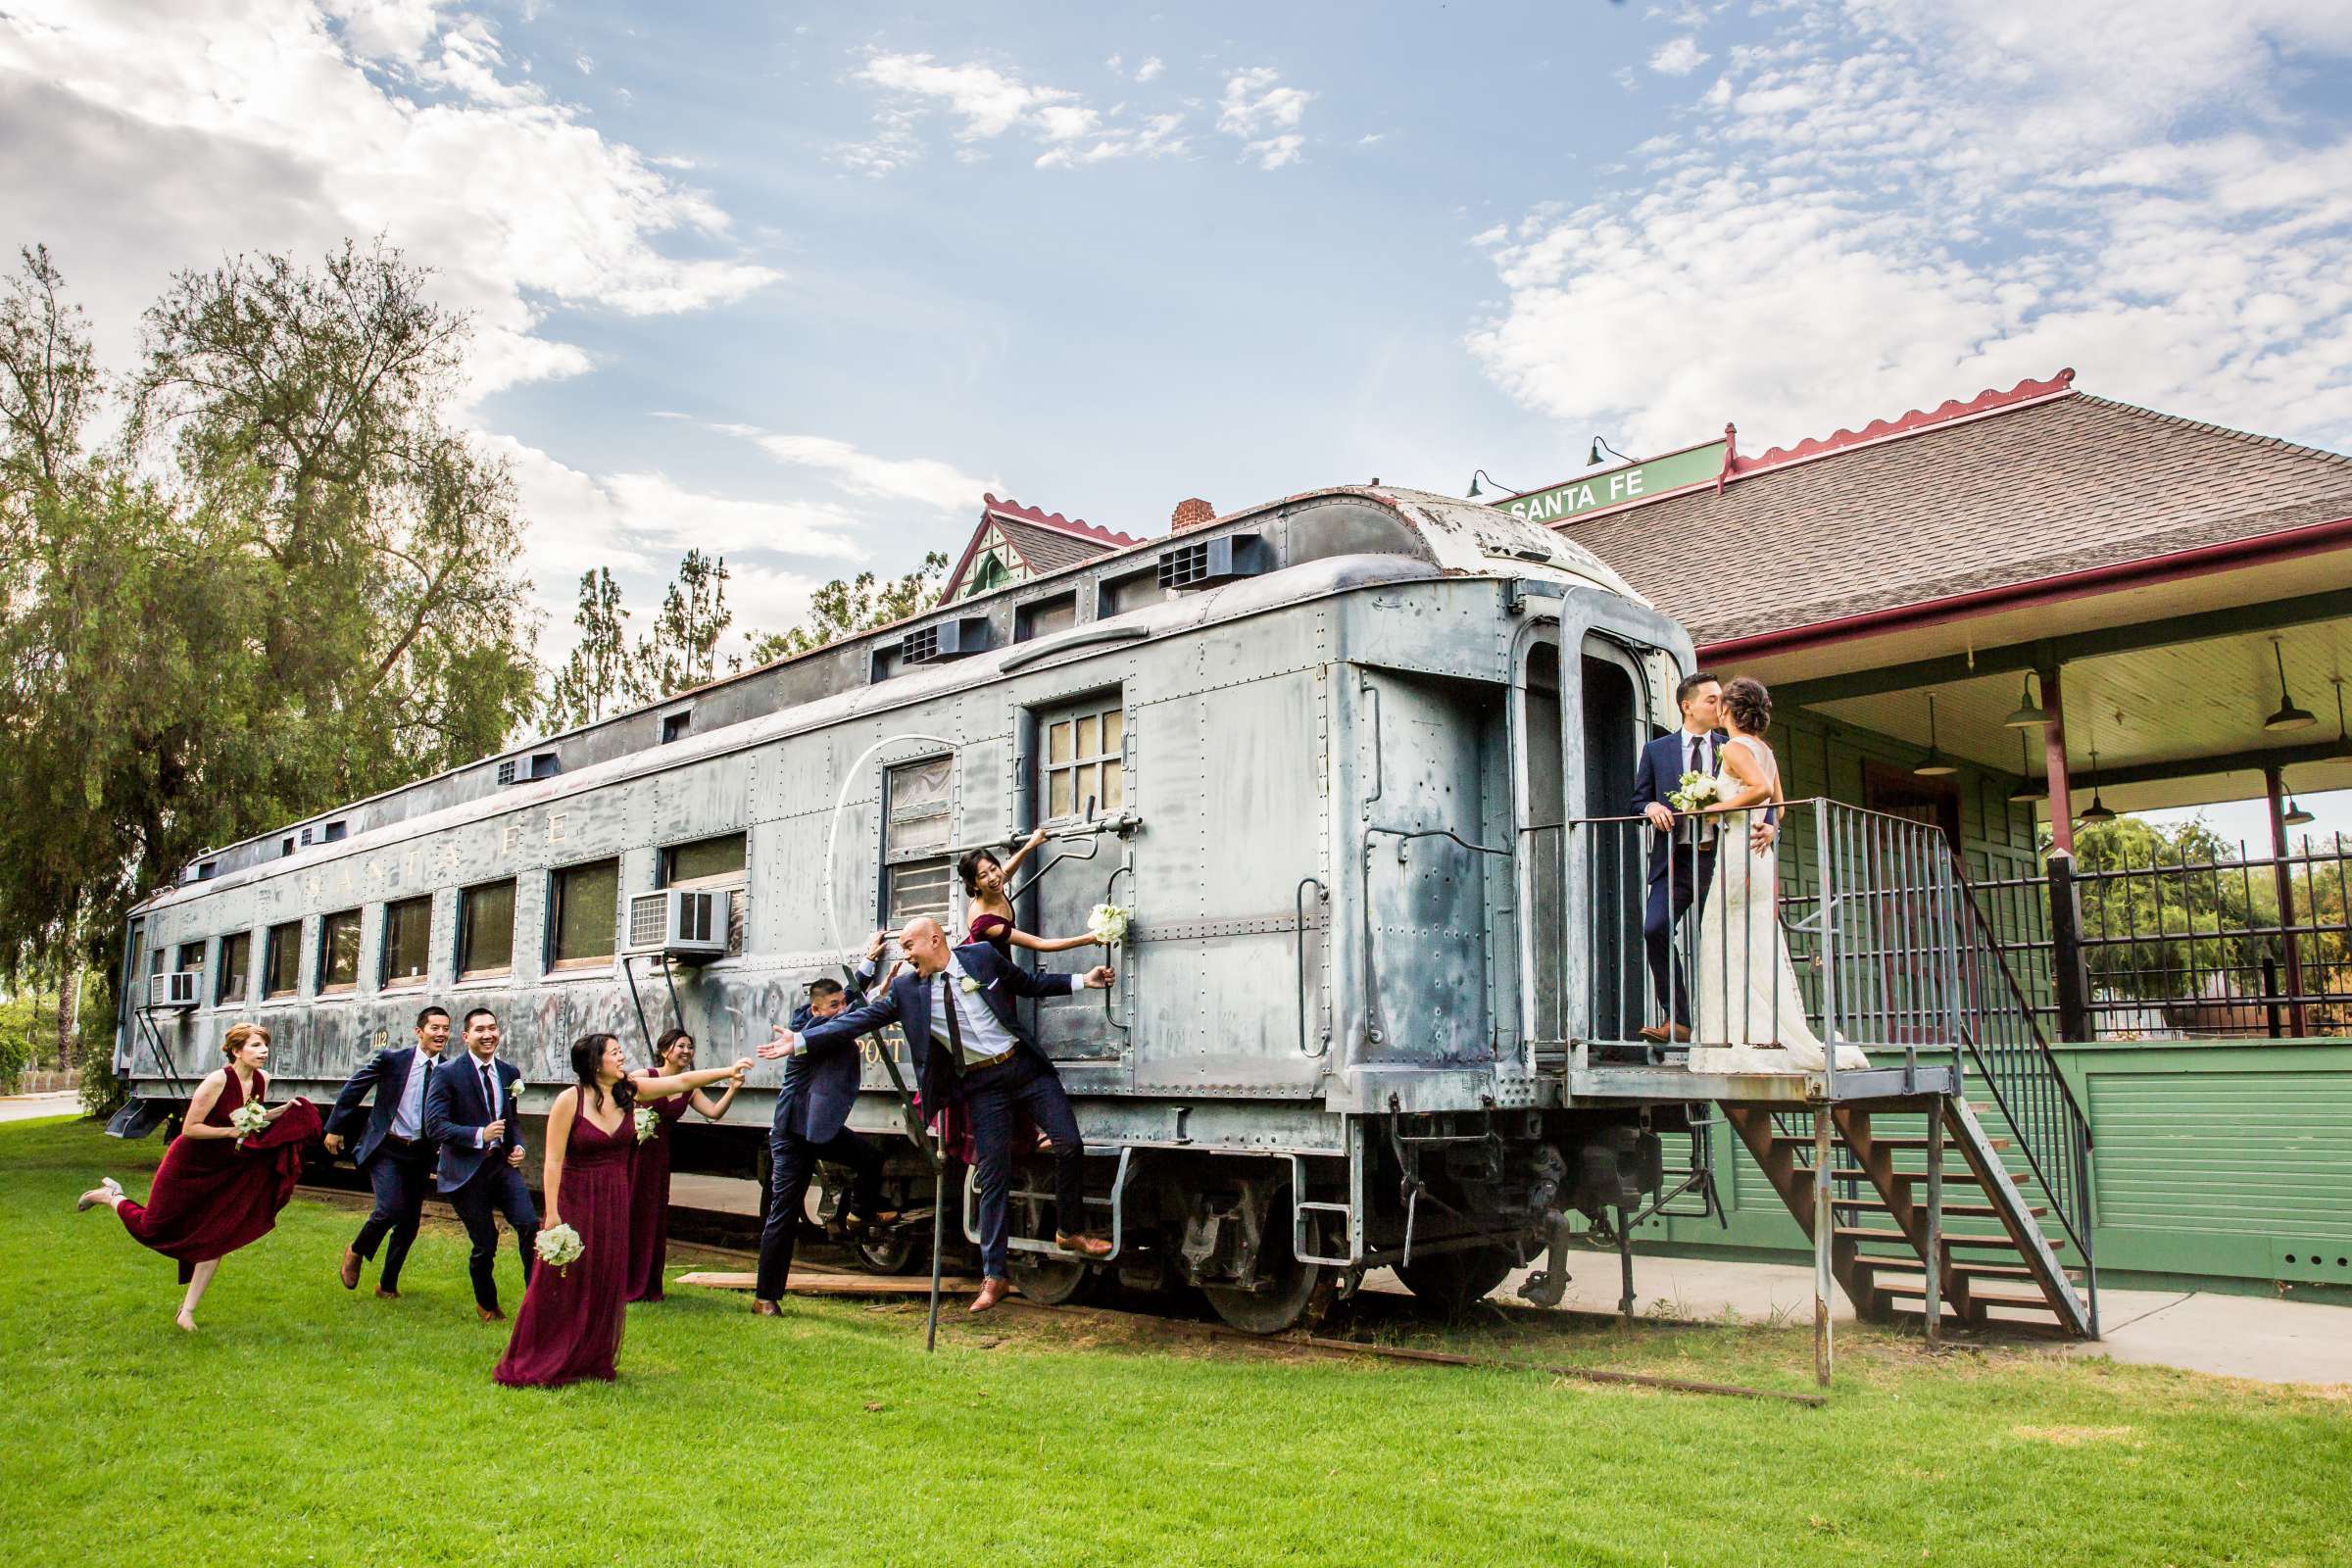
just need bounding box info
[1979,832,2352,1041]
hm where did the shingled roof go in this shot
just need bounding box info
[1553,372,2352,648]
[939,493,1144,602]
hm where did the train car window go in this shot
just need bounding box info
[216,932,251,1006]
[175,941,205,973]
[318,909,362,994]
[1015,593,1077,642]
[381,895,432,989]
[458,880,516,979]
[550,858,619,970]
[125,922,147,999]
[1041,700,1124,821]
[662,832,749,956]
[883,758,955,933]
[263,921,301,998]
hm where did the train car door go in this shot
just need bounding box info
[1021,692,1127,1063]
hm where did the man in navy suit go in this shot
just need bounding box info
[1630,671,1726,1043]
[422,1006,538,1321]
[747,935,891,1315]
[768,915,1115,1313]
[322,1004,451,1298]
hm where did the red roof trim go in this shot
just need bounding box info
[1697,511,2352,662]
[1731,368,2079,479]
[980,492,1144,549]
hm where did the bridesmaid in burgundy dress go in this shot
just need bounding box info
[77,1022,322,1332]
[495,1033,748,1388]
[624,1027,744,1302]
[957,831,1100,956]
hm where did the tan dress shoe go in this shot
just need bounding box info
[477,1305,505,1323]
[969,1277,1010,1313]
[375,1287,400,1299]
[339,1248,362,1290]
[1055,1232,1112,1258]
[752,1298,782,1317]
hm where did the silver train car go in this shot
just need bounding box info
[114,483,1697,1332]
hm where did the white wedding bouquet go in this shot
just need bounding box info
[632,1104,660,1144]
[536,1222,584,1275]
[1666,770,1721,814]
[1088,903,1132,948]
[229,1099,270,1143]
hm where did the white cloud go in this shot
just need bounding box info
[1216,66,1313,169]
[1611,65,1639,92]
[841,48,1189,172]
[0,0,780,399]
[1134,56,1164,83]
[1468,0,2352,456]
[1648,36,1709,75]
[724,427,998,514]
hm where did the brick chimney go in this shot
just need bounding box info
[1170,497,1217,532]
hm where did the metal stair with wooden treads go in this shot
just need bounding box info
[1724,1098,2093,1337]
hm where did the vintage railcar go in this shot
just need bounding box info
[114,483,1720,1333]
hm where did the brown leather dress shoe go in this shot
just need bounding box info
[753,1298,782,1317]
[969,1277,1010,1313]
[477,1305,505,1323]
[1055,1231,1113,1259]
[339,1248,362,1290]
[375,1287,400,1300]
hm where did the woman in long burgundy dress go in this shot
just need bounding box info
[625,1027,744,1302]
[77,1022,322,1332]
[495,1033,748,1388]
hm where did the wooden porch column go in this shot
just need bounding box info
[2264,765,2309,1038]
[2040,661,2075,857]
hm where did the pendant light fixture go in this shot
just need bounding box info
[2009,730,2048,804]
[2003,672,2048,729]
[1914,693,1958,776]
[2265,636,2317,730]
[2283,792,2316,828]
[2078,748,2117,825]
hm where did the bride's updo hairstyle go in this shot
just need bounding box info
[570,1032,636,1113]
[1722,676,1773,738]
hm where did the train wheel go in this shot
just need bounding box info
[1397,1247,1517,1319]
[1007,1251,1096,1305]
[1202,1186,1331,1336]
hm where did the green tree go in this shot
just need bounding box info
[544,565,641,729]
[0,241,539,1019]
[744,550,949,664]
[636,547,732,696]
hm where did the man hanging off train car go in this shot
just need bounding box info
[763,915,1115,1313]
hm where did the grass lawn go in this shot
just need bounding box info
[3,1115,2346,1567]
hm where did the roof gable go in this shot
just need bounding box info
[940,492,1145,602]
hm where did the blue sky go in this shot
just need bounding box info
[5,0,2350,753]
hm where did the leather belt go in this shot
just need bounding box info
[962,1047,1019,1073]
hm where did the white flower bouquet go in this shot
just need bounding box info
[536,1222,584,1275]
[1666,770,1721,814]
[1088,903,1132,948]
[632,1104,660,1144]
[229,1099,270,1143]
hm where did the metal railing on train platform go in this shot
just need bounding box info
[1562,798,2094,1276]
[1976,831,2352,1042]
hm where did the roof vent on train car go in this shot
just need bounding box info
[901,616,991,666]
[147,970,200,1011]
[625,889,726,962]
[1155,532,1267,591]
[496,752,560,787]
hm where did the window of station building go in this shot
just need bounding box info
[1015,593,1078,643]
[1040,700,1125,822]
[549,858,619,970]
[882,757,954,934]
[318,909,362,993]
[216,931,251,1006]
[381,895,432,989]
[458,879,515,980]
[264,921,302,999]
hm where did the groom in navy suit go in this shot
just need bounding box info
[1630,671,1725,1043]
[422,1006,538,1320]
[322,1004,451,1298]
[768,915,1115,1313]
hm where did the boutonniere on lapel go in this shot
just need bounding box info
[960,975,982,994]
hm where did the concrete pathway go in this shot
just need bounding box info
[0,1090,78,1125]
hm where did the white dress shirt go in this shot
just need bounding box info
[391,1050,435,1140]
[931,956,1019,1064]
[466,1052,504,1147]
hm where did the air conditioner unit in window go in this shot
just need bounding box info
[902,616,991,666]
[148,971,200,1011]
[1155,532,1267,590]
[625,889,726,962]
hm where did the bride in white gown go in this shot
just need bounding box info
[1687,677,1869,1075]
